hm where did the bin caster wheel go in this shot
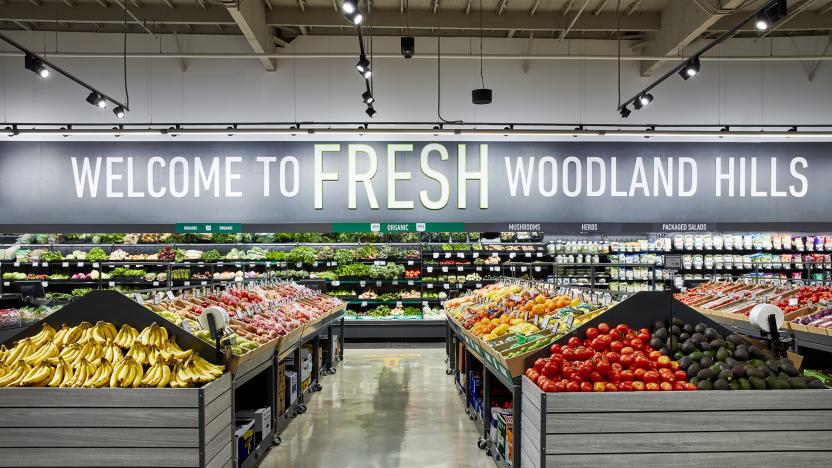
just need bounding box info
[445,369,453,375]
[329,368,336,374]
[465,408,470,416]
[320,369,329,376]
[314,384,323,392]
[272,435,282,446]
[297,404,307,413]
[485,449,492,457]
[477,438,487,450]
[469,413,475,421]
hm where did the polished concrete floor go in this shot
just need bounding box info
[261,347,495,468]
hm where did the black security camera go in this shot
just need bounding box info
[401,36,415,59]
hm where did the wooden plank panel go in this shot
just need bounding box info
[0,427,198,448]
[0,387,199,408]
[521,377,544,412]
[520,444,541,468]
[521,428,541,458]
[521,394,542,434]
[546,410,832,434]
[203,373,232,406]
[0,447,198,467]
[204,405,233,445]
[204,390,231,425]
[546,451,832,468]
[222,458,233,468]
[205,441,232,468]
[204,426,230,463]
[0,407,197,428]
[543,390,832,413]
[547,431,832,454]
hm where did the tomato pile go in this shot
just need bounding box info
[775,286,832,314]
[525,322,697,392]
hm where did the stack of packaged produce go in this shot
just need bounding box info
[0,321,224,388]
[147,282,344,356]
[445,282,608,363]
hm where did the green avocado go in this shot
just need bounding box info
[697,369,715,381]
[746,367,764,379]
[713,378,730,390]
[687,362,701,380]
[779,378,792,389]
[715,347,729,362]
[789,377,808,389]
[697,380,713,390]
[738,378,752,390]
[765,376,781,390]
[749,376,766,390]
[781,364,799,377]
[689,351,704,362]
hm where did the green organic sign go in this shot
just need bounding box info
[175,223,242,234]
[332,222,465,233]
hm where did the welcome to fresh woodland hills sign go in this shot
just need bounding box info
[0,141,829,232]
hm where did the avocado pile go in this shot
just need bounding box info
[653,318,825,391]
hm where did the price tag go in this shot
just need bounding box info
[475,266,482,272]
[565,315,575,330]
[521,266,528,272]
[442,267,448,272]
[457,266,464,272]
[423,301,429,307]
[525,253,532,258]
[396,301,403,308]
[443,284,449,290]
[376,281,382,287]
[166,290,176,301]
[265,261,272,267]
[182,321,192,333]
[360,281,366,287]
[92,263,99,268]
[445,253,452,258]
[201,280,207,285]
[32,262,39,267]
[13,262,19,267]
[249,263,255,268]
[552,322,561,333]
[534,266,541,272]
[217,262,224,266]
[153,281,160,286]
[194,289,201,299]
[154,293,161,305]
[361,301,368,307]
[184,281,191,286]
[331,280,340,286]
[61,262,69,267]
[313,261,319,267]
[491,266,500,272]
[789,297,798,306]
[392,280,399,285]
[41,281,48,287]
[134,294,144,305]
[476,283,482,288]
[427,267,434,273]
[457,253,465,259]
[407,260,414,266]
[427,284,434,289]
[235,263,242,268]
[541,316,552,329]
[537,252,543,258]
[509,253,516,259]
[433,253,439,259]
[473,252,479,258]
[374,260,386,266]
[108,281,115,287]
[407,280,414,286]
[510,266,516,272]
[2,282,8,287]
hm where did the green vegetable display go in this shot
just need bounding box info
[368,264,405,280]
[314,271,339,281]
[201,249,222,262]
[335,263,370,278]
[111,268,147,278]
[39,250,64,262]
[265,250,286,261]
[355,245,377,260]
[287,246,317,264]
[333,249,356,265]
[85,247,108,262]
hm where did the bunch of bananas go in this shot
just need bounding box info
[0,321,225,388]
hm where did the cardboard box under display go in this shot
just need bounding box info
[520,377,832,468]
[0,291,234,467]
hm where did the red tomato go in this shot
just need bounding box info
[674,370,688,381]
[585,327,599,340]
[648,351,662,361]
[620,370,635,382]
[618,381,634,392]
[567,336,581,348]
[542,380,558,392]
[635,356,652,370]
[598,323,611,335]
[632,381,646,391]
[686,383,698,391]
[670,361,680,371]
[562,349,575,361]
[620,346,634,356]
[611,362,623,373]
[537,375,549,386]
[595,360,611,376]
[554,381,567,392]
[534,358,547,372]
[593,382,606,392]
[615,324,630,334]
[542,363,559,378]
[566,381,580,392]
[619,354,634,369]
[580,382,593,392]
[660,382,673,391]
[610,341,624,353]
[643,370,660,384]
[638,328,651,341]
[673,381,687,391]
[646,382,660,391]
[591,339,606,352]
[657,356,672,368]
[634,368,646,381]
[527,370,540,382]
[589,371,603,383]
[604,382,617,392]
[578,363,592,379]
[661,373,675,384]
[549,344,561,355]
[583,338,592,347]
[550,353,564,366]
[630,338,644,350]
[607,371,621,383]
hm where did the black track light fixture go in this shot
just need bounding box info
[362,85,374,105]
[341,0,357,14]
[758,0,787,30]
[619,106,631,119]
[679,56,701,80]
[401,36,415,59]
[113,106,126,119]
[86,91,107,109]
[346,10,363,25]
[638,93,653,107]
[356,54,370,75]
[24,54,49,79]
[754,14,770,31]
[365,106,377,118]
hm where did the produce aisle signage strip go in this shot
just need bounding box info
[331,222,465,233]
[175,223,242,234]
[2,141,832,228]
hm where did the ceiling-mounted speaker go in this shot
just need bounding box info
[472,88,492,105]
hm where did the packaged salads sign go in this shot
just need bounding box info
[0,141,829,228]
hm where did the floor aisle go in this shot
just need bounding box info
[261,347,495,468]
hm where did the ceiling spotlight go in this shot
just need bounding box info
[346,11,363,25]
[619,106,631,119]
[638,93,653,107]
[113,106,126,119]
[24,54,49,79]
[86,92,107,109]
[754,14,770,31]
[401,36,415,58]
[341,0,357,14]
[356,54,370,73]
[362,90,374,105]
[472,88,493,105]
[633,99,643,110]
[365,106,376,118]
[361,68,372,79]
[679,56,700,80]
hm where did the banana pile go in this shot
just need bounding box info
[0,321,224,388]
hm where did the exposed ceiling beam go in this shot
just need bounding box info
[819,2,832,14]
[808,33,832,81]
[265,8,659,32]
[432,0,439,15]
[465,0,471,15]
[297,0,307,12]
[14,20,31,30]
[129,0,141,8]
[507,29,515,37]
[709,10,832,32]
[529,0,541,15]
[272,35,289,47]
[27,0,40,6]
[497,0,508,16]
[173,30,187,72]
[197,0,208,10]
[561,0,591,40]
[0,4,234,26]
[640,0,745,76]
[522,32,533,73]
[562,0,575,16]
[226,0,276,70]
[592,0,609,16]
[163,0,174,8]
[62,0,77,7]
[95,0,109,6]
[399,0,403,14]
[759,0,819,40]
[625,0,641,17]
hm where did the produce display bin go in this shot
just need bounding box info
[0,364,233,468]
[521,377,832,468]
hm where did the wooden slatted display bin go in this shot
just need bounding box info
[0,291,234,467]
[0,372,233,468]
[521,378,832,468]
